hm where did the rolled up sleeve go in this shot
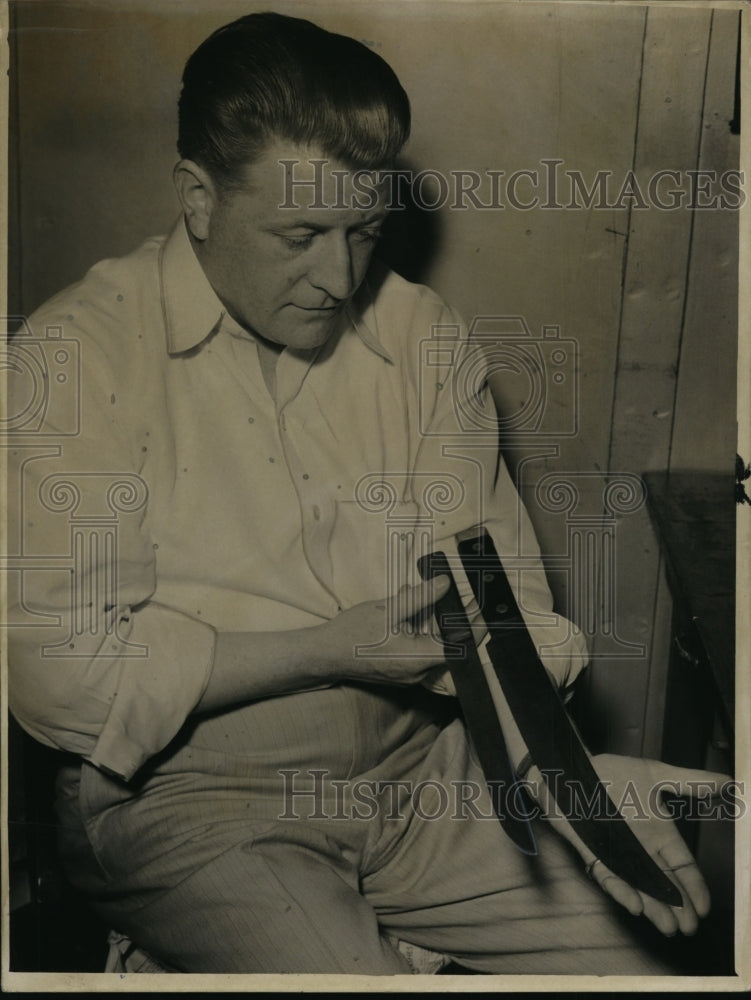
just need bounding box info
[411,305,589,694]
[7,423,218,779]
[87,603,216,780]
[9,599,216,782]
[6,299,216,781]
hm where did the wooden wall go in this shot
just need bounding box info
[8,1,741,756]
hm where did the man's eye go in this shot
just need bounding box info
[282,234,315,250]
[355,228,382,244]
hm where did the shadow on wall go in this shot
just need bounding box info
[375,158,444,286]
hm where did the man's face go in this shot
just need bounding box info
[194,139,389,351]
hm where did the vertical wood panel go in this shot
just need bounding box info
[586,7,712,755]
[463,4,646,619]
[640,9,741,761]
[670,9,740,472]
[641,556,674,758]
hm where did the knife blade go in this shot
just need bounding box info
[455,528,682,908]
[418,549,537,855]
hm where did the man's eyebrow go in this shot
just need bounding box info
[354,210,389,227]
[267,211,389,233]
[266,219,327,233]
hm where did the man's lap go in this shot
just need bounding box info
[56,714,681,975]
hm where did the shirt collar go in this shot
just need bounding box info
[159,216,226,354]
[345,283,394,364]
[159,214,394,363]
[342,266,394,364]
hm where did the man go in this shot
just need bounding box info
[8,11,729,975]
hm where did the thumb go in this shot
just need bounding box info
[647,760,732,799]
[391,575,450,622]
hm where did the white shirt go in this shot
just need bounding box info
[7,217,588,781]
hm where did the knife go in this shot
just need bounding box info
[418,549,537,855]
[454,527,682,907]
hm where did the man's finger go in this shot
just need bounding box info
[639,893,679,937]
[463,595,480,619]
[647,761,732,799]
[658,842,711,921]
[467,608,488,646]
[391,576,450,623]
[586,857,643,917]
[669,883,700,936]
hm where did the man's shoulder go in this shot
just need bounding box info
[24,235,167,343]
[368,260,454,318]
[361,261,462,361]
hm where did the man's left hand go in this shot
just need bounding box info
[524,753,732,936]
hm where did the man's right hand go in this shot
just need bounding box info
[200,576,452,713]
[321,575,452,686]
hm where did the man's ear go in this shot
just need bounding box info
[173,160,217,241]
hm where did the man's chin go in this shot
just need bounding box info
[282,312,343,350]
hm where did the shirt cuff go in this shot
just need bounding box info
[88,602,216,781]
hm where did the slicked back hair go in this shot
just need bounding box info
[178,12,411,187]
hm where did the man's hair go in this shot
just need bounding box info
[178,11,411,186]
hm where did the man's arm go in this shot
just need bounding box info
[401,303,731,937]
[197,576,450,712]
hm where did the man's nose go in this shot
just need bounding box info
[308,234,358,302]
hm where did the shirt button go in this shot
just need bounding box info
[302,473,310,480]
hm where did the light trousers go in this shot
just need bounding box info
[55,684,678,975]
